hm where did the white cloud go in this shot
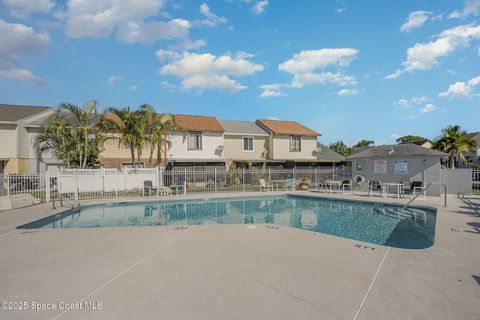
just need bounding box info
[2,0,54,18]
[439,75,480,98]
[0,68,44,85]
[420,103,437,113]
[336,88,360,96]
[335,0,347,14]
[0,19,50,68]
[64,0,190,44]
[116,19,190,44]
[0,19,49,85]
[128,85,137,91]
[279,48,358,74]
[400,11,431,33]
[267,116,280,120]
[252,0,269,15]
[278,48,358,89]
[448,0,480,19]
[290,72,356,88]
[159,52,264,93]
[195,3,227,28]
[259,83,285,98]
[107,75,123,87]
[387,24,480,79]
[396,96,429,108]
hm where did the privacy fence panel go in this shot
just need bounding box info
[440,168,473,195]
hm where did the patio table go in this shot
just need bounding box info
[324,180,342,194]
[382,183,403,198]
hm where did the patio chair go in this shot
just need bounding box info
[259,179,274,192]
[159,187,172,196]
[143,180,157,196]
[402,180,422,197]
[341,179,352,193]
[368,180,383,197]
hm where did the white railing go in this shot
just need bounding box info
[0,173,49,201]
[473,168,480,195]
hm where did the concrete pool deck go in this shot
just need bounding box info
[0,192,479,320]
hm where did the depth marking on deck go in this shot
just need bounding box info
[352,247,390,320]
[50,227,191,320]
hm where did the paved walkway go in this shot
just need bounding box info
[0,192,479,320]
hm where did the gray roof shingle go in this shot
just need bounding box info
[347,144,447,160]
[0,104,51,122]
[220,120,269,136]
[315,142,346,162]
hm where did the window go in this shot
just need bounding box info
[355,161,363,172]
[243,137,254,151]
[290,136,301,152]
[188,132,202,150]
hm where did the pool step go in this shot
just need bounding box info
[374,207,427,224]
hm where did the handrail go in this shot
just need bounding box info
[59,193,81,213]
[400,182,447,212]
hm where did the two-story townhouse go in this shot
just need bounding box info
[0,104,60,174]
[166,114,225,169]
[219,120,270,168]
[255,119,340,168]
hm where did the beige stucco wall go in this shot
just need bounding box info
[223,135,268,161]
[166,132,224,160]
[100,134,158,160]
[0,124,17,158]
[271,135,317,160]
[3,158,29,174]
[17,125,29,158]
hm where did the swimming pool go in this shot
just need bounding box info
[19,195,437,249]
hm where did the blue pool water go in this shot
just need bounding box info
[19,195,436,249]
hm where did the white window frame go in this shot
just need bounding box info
[188,132,203,150]
[242,136,255,152]
[290,136,302,152]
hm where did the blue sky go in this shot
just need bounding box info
[0,0,479,145]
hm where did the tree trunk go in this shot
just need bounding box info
[137,149,142,168]
[130,144,135,168]
[82,130,88,169]
[149,146,154,166]
[163,138,167,167]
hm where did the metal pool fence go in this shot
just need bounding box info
[0,167,351,203]
[473,168,480,195]
[0,173,52,202]
[56,167,351,200]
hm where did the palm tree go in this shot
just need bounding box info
[146,113,178,166]
[432,125,477,168]
[133,104,155,167]
[106,105,179,168]
[56,101,108,168]
[105,107,139,168]
[35,101,108,169]
[34,118,78,168]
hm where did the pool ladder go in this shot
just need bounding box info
[59,193,81,214]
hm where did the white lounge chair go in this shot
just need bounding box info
[259,179,274,192]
